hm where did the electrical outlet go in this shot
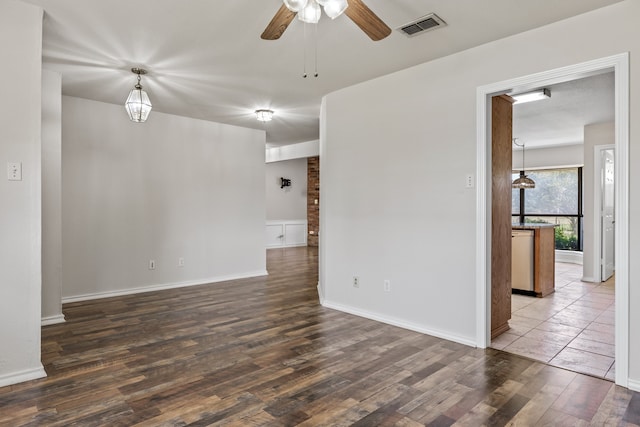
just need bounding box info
[384,280,391,292]
[149,260,156,270]
[353,276,360,288]
[178,257,185,267]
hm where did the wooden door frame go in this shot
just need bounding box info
[474,53,630,388]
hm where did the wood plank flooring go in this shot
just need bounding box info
[1,246,639,426]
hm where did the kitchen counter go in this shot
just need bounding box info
[512,223,557,230]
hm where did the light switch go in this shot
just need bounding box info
[465,174,474,188]
[7,162,22,181]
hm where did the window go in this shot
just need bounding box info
[512,167,583,251]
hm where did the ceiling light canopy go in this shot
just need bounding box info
[255,109,274,122]
[125,68,152,123]
[284,0,348,23]
[511,88,551,105]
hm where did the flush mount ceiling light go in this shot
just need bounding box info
[511,88,551,105]
[512,138,535,189]
[255,109,274,122]
[125,68,152,123]
[284,0,348,23]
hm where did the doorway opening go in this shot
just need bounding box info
[475,53,629,387]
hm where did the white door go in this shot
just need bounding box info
[601,148,615,281]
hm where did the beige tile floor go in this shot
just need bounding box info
[491,262,615,380]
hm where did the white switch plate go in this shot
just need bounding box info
[7,162,22,181]
[465,174,474,188]
[178,257,185,267]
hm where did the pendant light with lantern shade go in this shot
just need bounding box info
[512,138,535,189]
[125,68,152,123]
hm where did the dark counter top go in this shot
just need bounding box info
[512,223,557,229]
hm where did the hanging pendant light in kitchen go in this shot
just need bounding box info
[512,138,535,189]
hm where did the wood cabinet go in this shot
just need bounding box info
[512,224,556,297]
[533,226,556,297]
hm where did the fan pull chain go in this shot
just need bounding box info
[302,22,308,78]
[301,22,319,79]
[313,22,318,78]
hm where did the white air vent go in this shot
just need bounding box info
[397,13,446,37]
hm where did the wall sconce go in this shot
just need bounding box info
[281,177,291,188]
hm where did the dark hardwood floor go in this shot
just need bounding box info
[1,246,639,426]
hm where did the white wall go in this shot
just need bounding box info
[265,158,307,220]
[0,0,46,386]
[62,96,266,301]
[321,0,640,383]
[266,140,319,163]
[513,144,583,170]
[42,70,64,325]
[583,122,615,282]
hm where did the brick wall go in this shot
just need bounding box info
[307,156,319,247]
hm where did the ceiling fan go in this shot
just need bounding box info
[261,0,392,42]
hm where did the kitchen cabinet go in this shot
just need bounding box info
[512,223,556,297]
[512,230,534,292]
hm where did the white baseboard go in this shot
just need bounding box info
[0,365,47,388]
[581,276,598,283]
[321,300,476,348]
[266,243,308,249]
[41,314,66,326]
[628,378,640,392]
[555,250,583,265]
[316,281,324,304]
[62,270,269,304]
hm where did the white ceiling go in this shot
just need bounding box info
[22,0,622,146]
[513,72,615,149]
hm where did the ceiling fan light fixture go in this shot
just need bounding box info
[264,0,391,41]
[125,68,152,123]
[255,109,274,122]
[298,0,321,23]
[321,0,348,19]
[283,0,308,12]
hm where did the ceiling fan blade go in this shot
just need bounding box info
[344,0,391,41]
[261,4,297,40]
